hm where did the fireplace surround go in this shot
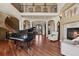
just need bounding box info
[61,21,79,56]
[67,28,79,40]
[63,22,79,40]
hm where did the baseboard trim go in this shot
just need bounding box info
[61,54,65,56]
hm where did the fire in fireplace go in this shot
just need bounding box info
[67,28,79,40]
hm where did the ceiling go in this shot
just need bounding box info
[20,3,57,5]
[12,3,57,13]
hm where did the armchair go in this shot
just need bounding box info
[48,32,58,41]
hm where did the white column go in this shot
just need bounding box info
[46,21,48,37]
[19,20,24,30]
[19,20,21,30]
[42,25,44,35]
[23,3,25,12]
[55,21,57,32]
[42,25,45,35]
[30,21,32,28]
[54,19,60,32]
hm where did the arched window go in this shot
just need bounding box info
[23,20,30,29]
[51,5,57,12]
[35,5,41,12]
[28,8,33,12]
[48,20,55,34]
[5,17,19,30]
[43,7,48,12]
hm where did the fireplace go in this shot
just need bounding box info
[67,28,79,40]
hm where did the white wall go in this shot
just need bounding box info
[0,3,22,20]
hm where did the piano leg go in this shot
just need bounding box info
[19,41,31,49]
[13,40,22,49]
[13,40,18,49]
[27,41,31,49]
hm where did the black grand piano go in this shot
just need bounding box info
[6,27,37,49]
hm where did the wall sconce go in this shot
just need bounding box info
[33,3,35,6]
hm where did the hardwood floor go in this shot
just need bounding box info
[0,35,61,56]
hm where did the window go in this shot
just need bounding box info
[43,7,48,12]
[35,5,41,12]
[51,5,57,12]
[28,8,33,12]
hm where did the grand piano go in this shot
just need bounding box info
[6,27,37,49]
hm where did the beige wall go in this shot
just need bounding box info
[0,12,19,40]
[0,12,8,40]
[0,12,19,31]
[0,12,8,29]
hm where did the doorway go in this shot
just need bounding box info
[36,24,42,35]
[57,21,60,40]
[48,20,55,35]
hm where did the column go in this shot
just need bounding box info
[42,25,44,35]
[23,3,25,12]
[55,21,57,32]
[19,20,21,30]
[46,21,48,37]
[30,21,32,28]
[42,24,45,35]
[19,20,24,30]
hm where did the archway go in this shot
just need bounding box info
[5,16,19,32]
[48,20,55,34]
[32,21,46,35]
[23,20,30,29]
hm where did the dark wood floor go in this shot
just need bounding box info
[0,35,61,56]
